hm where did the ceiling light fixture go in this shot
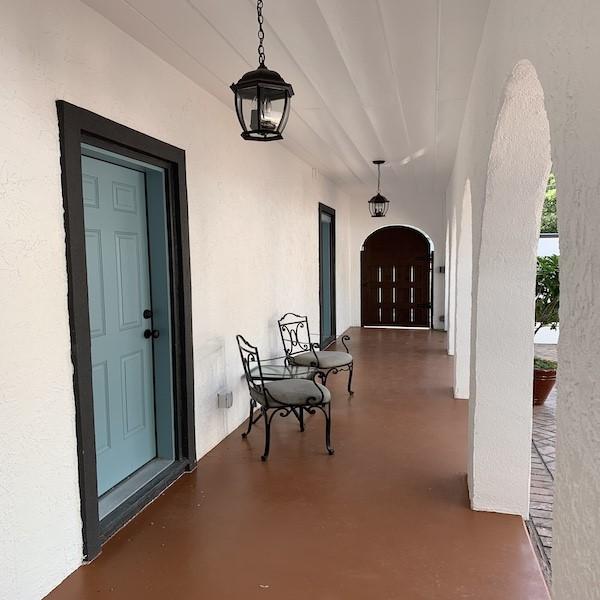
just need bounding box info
[368,160,390,217]
[230,0,294,141]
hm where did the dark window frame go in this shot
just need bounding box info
[318,203,337,348]
[57,101,196,560]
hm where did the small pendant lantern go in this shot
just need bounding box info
[369,160,390,217]
[230,0,294,141]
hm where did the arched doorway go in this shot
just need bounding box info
[360,226,433,327]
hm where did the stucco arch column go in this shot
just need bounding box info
[468,61,551,516]
[453,181,472,399]
[447,207,458,355]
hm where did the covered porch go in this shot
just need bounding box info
[47,328,547,600]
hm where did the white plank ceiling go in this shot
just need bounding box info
[82,0,490,202]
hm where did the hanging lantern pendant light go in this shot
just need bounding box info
[230,0,294,141]
[369,160,390,217]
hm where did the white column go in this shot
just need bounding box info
[454,181,472,399]
[469,61,551,517]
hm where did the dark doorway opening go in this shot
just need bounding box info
[319,203,336,347]
[361,226,433,327]
[57,101,196,560]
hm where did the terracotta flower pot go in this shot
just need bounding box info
[533,368,557,405]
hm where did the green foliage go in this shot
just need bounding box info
[535,254,559,334]
[534,357,557,370]
[540,173,557,234]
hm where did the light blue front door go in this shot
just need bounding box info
[82,155,157,496]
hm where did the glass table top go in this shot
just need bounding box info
[249,356,317,381]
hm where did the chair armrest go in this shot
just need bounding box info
[310,332,351,353]
[339,334,350,353]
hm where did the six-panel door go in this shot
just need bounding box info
[82,155,157,496]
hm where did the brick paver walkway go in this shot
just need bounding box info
[528,344,557,585]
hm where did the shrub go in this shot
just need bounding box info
[534,357,557,370]
[540,173,557,234]
[535,254,559,334]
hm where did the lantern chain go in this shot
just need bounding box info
[377,163,381,193]
[257,0,266,66]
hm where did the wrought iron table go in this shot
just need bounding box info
[249,356,317,381]
[244,356,320,439]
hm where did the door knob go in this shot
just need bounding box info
[144,329,160,339]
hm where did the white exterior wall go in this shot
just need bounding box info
[447,0,600,597]
[538,236,559,258]
[535,236,560,344]
[0,1,352,598]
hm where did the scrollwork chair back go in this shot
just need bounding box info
[277,312,319,365]
[236,334,266,400]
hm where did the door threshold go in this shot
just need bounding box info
[98,459,188,546]
[99,458,173,521]
[363,325,430,330]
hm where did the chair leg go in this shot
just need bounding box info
[241,399,256,438]
[325,403,334,455]
[347,362,354,395]
[261,408,271,462]
[291,407,305,432]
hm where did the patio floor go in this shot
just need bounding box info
[529,344,558,584]
[47,328,549,600]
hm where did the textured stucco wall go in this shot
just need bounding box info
[447,0,600,596]
[0,1,352,598]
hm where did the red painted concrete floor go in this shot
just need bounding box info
[47,328,549,600]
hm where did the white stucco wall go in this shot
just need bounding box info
[0,1,352,598]
[447,1,600,597]
[538,236,559,258]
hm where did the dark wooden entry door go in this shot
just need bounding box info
[361,226,432,327]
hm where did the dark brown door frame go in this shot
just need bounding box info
[318,203,336,348]
[57,101,196,560]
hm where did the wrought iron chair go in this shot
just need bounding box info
[236,334,334,461]
[277,312,354,393]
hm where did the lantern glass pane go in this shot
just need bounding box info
[259,87,286,132]
[234,93,247,132]
[278,95,291,133]
[237,86,257,132]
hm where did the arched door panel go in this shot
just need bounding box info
[361,226,432,327]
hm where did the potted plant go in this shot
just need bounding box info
[533,254,559,404]
[533,357,557,405]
